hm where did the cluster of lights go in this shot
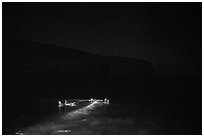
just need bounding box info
[89,98,109,104]
[58,98,110,108]
[58,100,76,108]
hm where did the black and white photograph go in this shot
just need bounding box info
[2,2,202,135]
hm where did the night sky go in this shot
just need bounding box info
[3,2,202,76]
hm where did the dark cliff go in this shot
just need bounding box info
[3,39,154,77]
[3,39,154,100]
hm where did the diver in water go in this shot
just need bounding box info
[90,98,93,103]
[58,101,63,111]
[104,98,107,104]
[103,98,109,104]
[65,100,68,105]
[107,99,109,104]
[58,101,63,107]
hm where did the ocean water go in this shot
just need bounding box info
[3,99,94,135]
[3,99,202,135]
[3,99,58,134]
[3,76,202,135]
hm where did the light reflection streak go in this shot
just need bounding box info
[15,100,106,135]
[62,101,99,120]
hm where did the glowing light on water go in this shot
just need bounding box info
[16,99,108,135]
[62,101,100,119]
[64,102,76,107]
[56,129,71,133]
[16,130,24,135]
[85,101,98,108]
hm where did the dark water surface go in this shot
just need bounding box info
[3,99,91,134]
[3,76,202,135]
[3,101,201,135]
[3,99,58,134]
